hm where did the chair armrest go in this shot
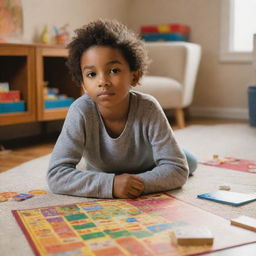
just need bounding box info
[145,42,201,107]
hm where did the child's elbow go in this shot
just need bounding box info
[47,170,61,194]
[47,176,57,194]
[176,166,189,187]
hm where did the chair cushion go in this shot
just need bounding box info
[133,76,183,109]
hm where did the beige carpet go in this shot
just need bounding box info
[0,123,256,255]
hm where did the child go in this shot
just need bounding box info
[47,19,197,199]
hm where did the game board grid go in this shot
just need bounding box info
[12,193,256,256]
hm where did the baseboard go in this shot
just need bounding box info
[0,131,59,150]
[190,107,249,120]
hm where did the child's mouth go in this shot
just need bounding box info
[97,92,115,98]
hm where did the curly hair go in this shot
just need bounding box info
[66,19,149,85]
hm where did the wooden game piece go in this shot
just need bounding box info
[0,196,8,202]
[231,215,256,232]
[12,193,34,201]
[0,192,19,198]
[28,190,47,195]
[218,184,231,191]
[170,225,214,246]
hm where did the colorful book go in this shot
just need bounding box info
[0,91,20,102]
[197,190,256,206]
[0,101,25,113]
[44,98,74,109]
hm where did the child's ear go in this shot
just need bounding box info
[81,82,88,93]
[131,70,142,87]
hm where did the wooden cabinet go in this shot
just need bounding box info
[35,46,81,121]
[0,44,36,125]
[0,43,80,126]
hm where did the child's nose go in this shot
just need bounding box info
[98,75,110,88]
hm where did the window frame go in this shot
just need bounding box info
[220,0,252,63]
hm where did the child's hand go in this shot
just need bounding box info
[113,174,144,199]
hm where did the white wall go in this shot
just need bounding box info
[128,0,254,119]
[22,0,254,118]
[21,0,130,43]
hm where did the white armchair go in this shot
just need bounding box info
[133,42,201,128]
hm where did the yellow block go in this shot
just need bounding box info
[158,25,170,33]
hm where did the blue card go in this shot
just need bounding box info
[197,191,256,206]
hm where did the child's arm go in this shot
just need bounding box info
[136,100,189,194]
[47,104,115,198]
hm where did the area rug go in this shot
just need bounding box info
[0,123,256,255]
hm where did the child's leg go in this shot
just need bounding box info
[183,149,197,176]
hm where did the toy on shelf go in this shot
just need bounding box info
[53,24,70,46]
[44,83,74,109]
[0,82,10,92]
[0,82,25,113]
[40,25,50,44]
[140,23,190,42]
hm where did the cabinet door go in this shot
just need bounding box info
[36,46,82,121]
[0,44,36,126]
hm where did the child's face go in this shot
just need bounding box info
[80,46,140,109]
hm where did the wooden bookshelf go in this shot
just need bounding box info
[0,43,81,126]
[0,44,36,125]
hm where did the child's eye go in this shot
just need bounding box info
[110,68,120,74]
[86,72,96,78]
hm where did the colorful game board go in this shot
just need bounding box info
[201,157,256,174]
[12,193,256,256]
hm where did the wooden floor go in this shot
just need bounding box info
[0,118,247,174]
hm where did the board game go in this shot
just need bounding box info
[12,193,256,256]
[201,156,256,174]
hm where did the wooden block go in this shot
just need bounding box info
[170,226,214,246]
[231,215,256,232]
[218,184,231,191]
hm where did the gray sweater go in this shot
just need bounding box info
[47,91,189,198]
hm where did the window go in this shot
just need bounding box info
[220,0,256,62]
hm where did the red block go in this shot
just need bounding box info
[141,24,190,35]
[0,91,20,102]
[140,26,158,33]
[168,24,190,34]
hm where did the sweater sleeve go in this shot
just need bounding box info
[47,104,115,198]
[137,100,189,194]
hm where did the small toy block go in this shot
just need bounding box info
[158,25,170,33]
[141,33,188,42]
[140,24,190,35]
[140,26,158,33]
[218,184,231,191]
[170,226,214,246]
[231,215,256,232]
[213,154,219,159]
